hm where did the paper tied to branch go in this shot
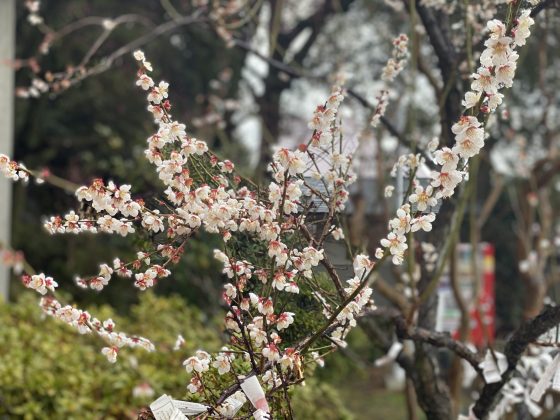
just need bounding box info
[530,352,560,402]
[240,375,270,416]
[374,341,403,367]
[253,408,272,420]
[150,394,209,420]
[479,350,507,384]
[217,391,247,418]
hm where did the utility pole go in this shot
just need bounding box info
[0,0,16,300]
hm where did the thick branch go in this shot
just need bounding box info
[472,305,560,418]
[396,318,482,374]
[531,0,560,17]
[369,308,483,374]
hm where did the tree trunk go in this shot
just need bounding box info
[256,73,289,181]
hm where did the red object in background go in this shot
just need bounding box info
[466,244,495,346]
[436,243,495,348]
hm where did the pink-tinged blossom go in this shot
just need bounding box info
[262,343,280,362]
[480,36,513,67]
[276,312,295,330]
[183,353,211,373]
[101,346,119,363]
[430,169,463,198]
[212,355,231,375]
[471,67,498,94]
[280,348,299,371]
[257,298,274,316]
[187,377,202,394]
[434,147,459,171]
[23,273,58,295]
[0,154,29,182]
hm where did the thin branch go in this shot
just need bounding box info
[345,88,436,170]
[477,175,505,230]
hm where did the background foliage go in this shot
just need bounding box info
[0,293,356,419]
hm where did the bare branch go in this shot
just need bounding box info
[531,0,560,17]
[366,308,483,375]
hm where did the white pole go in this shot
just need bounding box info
[0,0,16,300]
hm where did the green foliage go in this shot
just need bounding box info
[0,292,219,419]
[290,380,354,420]
[0,293,354,419]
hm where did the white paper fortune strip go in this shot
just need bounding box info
[374,341,403,367]
[173,400,209,416]
[530,353,560,402]
[219,392,246,418]
[479,350,507,384]
[150,394,209,420]
[240,375,270,413]
[150,395,183,420]
[253,408,272,420]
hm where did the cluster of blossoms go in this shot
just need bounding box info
[124,52,366,416]
[371,34,409,128]
[0,248,24,275]
[378,11,534,266]
[463,11,534,114]
[0,154,29,182]
[101,53,381,415]
[381,34,409,82]
[10,50,332,383]
[21,274,154,363]
[24,0,43,26]
[22,272,57,295]
[44,180,143,236]
[328,255,376,345]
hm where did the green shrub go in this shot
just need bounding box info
[0,292,218,419]
[0,293,353,419]
[291,380,354,420]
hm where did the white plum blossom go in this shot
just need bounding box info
[183,352,211,373]
[212,352,233,375]
[381,232,408,260]
[409,185,437,211]
[353,254,375,278]
[23,273,58,295]
[411,213,436,232]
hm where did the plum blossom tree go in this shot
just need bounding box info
[6,0,560,419]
